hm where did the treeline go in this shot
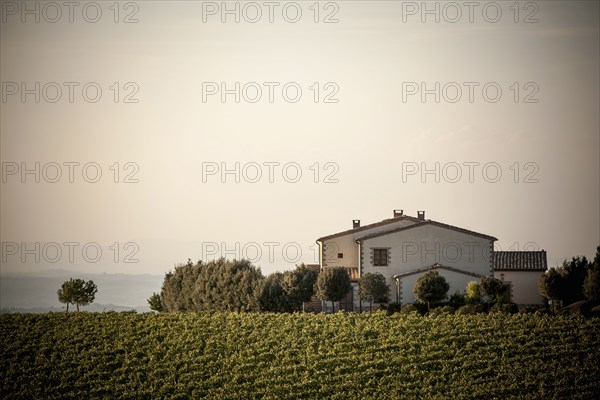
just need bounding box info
[147,244,600,314]
[539,245,600,311]
[149,259,372,313]
[149,259,321,313]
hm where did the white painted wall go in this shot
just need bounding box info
[320,218,417,270]
[494,270,545,305]
[361,223,494,305]
[398,268,481,304]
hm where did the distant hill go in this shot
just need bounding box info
[0,270,163,312]
[0,303,149,314]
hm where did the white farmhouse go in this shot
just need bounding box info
[315,210,547,310]
[493,251,547,305]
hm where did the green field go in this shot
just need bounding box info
[1,312,599,399]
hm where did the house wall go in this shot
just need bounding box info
[399,269,482,305]
[321,234,359,270]
[494,270,545,305]
[361,223,494,305]
[320,218,417,270]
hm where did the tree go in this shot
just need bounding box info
[585,269,600,301]
[282,264,318,312]
[539,268,567,312]
[538,255,593,309]
[57,285,71,312]
[465,281,482,304]
[358,273,389,312]
[192,258,263,312]
[147,292,163,312]
[414,271,449,310]
[481,276,508,304]
[57,278,98,312]
[315,267,351,313]
[160,258,264,312]
[448,290,466,306]
[583,245,600,301]
[258,272,294,312]
[560,256,590,305]
[159,259,198,312]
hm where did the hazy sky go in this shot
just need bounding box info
[1,0,598,277]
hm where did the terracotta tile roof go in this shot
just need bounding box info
[356,220,497,242]
[305,264,320,271]
[316,216,422,241]
[344,267,360,281]
[316,265,360,282]
[493,251,547,271]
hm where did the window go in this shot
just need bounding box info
[338,253,344,259]
[373,248,388,266]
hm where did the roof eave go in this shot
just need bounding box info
[356,220,497,242]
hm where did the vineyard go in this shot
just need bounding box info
[1,312,599,399]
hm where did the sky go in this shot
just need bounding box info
[1,0,599,282]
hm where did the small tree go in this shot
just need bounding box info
[481,276,508,304]
[465,281,482,304]
[57,278,98,312]
[560,256,590,305]
[147,292,163,312]
[258,272,294,312]
[583,268,600,301]
[583,245,600,301]
[539,268,566,312]
[414,271,449,310]
[57,285,72,312]
[448,290,466,306]
[358,273,388,312]
[283,264,318,312]
[315,267,352,313]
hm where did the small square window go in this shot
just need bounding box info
[373,249,388,266]
[338,253,343,259]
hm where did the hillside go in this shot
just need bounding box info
[1,312,599,399]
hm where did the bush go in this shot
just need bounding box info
[456,304,484,315]
[384,303,401,315]
[400,304,426,315]
[481,277,508,303]
[490,302,518,314]
[535,308,552,316]
[428,305,455,316]
[448,291,466,307]
[465,281,482,304]
[519,305,548,314]
[560,300,600,317]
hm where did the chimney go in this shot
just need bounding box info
[417,211,425,220]
[393,209,404,218]
[352,219,361,229]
